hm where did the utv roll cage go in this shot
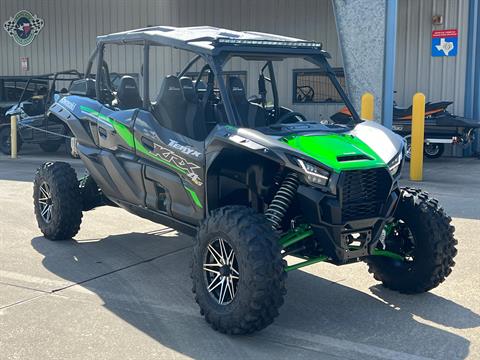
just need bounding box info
[84,26,361,125]
[14,70,83,107]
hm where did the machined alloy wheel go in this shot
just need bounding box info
[203,237,239,305]
[33,162,83,240]
[192,206,286,334]
[38,182,53,223]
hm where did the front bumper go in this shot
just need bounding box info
[296,182,400,264]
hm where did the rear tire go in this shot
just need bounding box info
[39,141,62,153]
[366,187,457,294]
[424,143,444,159]
[192,206,286,334]
[33,162,83,240]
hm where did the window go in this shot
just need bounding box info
[293,68,346,104]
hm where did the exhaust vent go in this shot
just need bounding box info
[337,154,372,162]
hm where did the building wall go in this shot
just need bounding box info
[0,0,471,119]
[395,0,469,116]
[0,0,345,120]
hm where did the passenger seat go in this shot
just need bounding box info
[116,76,143,109]
[153,75,188,135]
[180,77,208,141]
[226,76,267,128]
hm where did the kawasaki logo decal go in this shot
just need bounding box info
[152,143,203,186]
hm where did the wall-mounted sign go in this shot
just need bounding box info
[20,57,29,71]
[432,29,458,57]
[3,10,44,46]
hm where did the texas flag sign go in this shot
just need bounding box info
[432,29,458,57]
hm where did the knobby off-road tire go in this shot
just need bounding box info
[192,206,286,334]
[366,187,457,294]
[33,162,83,240]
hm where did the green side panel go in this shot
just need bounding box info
[281,133,387,172]
[80,106,135,148]
[184,186,203,208]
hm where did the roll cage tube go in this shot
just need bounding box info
[95,44,104,102]
[310,55,361,124]
[15,70,83,107]
[143,41,150,109]
[85,47,99,79]
[46,70,82,104]
[265,61,279,122]
[209,55,242,127]
[178,54,203,78]
[214,52,361,127]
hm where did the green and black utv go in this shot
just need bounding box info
[33,26,457,334]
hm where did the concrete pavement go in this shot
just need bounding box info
[0,151,479,359]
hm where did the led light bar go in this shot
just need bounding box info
[215,38,323,49]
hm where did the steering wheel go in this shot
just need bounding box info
[296,85,315,102]
[275,111,307,124]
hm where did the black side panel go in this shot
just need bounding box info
[134,110,205,224]
[145,165,199,224]
[77,144,145,206]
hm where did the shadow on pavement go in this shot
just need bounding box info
[31,232,477,360]
[400,157,480,220]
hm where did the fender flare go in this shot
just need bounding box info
[48,103,97,147]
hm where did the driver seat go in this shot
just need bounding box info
[116,76,143,109]
[227,77,267,128]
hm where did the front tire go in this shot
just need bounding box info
[192,206,286,334]
[33,162,83,240]
[366,188,457,294]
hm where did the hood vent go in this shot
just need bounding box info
[337,154,372,162]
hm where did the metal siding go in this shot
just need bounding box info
[395,0,469,117]
[0,0,344,119]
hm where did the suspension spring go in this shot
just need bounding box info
[265,172,299,230]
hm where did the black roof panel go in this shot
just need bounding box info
[96,26,330,57]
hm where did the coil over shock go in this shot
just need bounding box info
[265,172,299,230]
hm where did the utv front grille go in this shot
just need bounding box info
[340,168,391,222]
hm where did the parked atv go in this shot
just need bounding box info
[1,71,82,156]
[33,26,457,335]
[331,101,480,160]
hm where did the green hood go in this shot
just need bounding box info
[282,133,387,172]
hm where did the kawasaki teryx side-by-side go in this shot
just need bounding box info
[33,26,457,334]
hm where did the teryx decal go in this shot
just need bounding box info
[152,143,203,186]
[168,139,201,158]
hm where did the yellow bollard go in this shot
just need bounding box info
[361,92,374,120]
[11,115,18,159]
[410,93,425,181]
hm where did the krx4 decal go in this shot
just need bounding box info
[152,143,203,186]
